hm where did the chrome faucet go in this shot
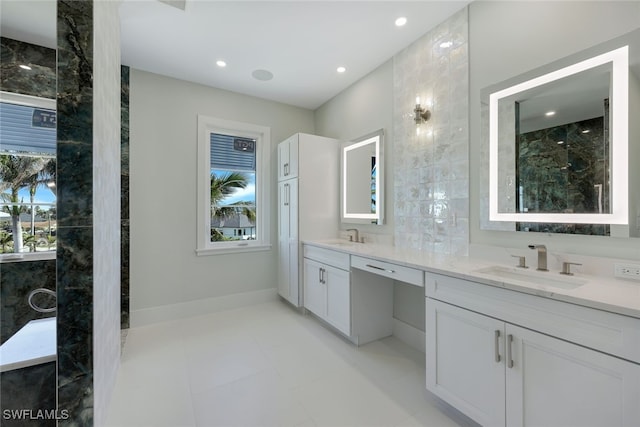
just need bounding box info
[346,228,360,243]
[528,244,548,271]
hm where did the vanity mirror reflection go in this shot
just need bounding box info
[480,28,640,238]
[341,129,384,225]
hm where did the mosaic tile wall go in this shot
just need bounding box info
[393,8,470,255]
[92,1,122,424]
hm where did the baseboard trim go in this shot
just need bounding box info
[130,288,278,327]
[392,318,425,352]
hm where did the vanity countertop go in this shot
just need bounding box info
[304,239,640,319]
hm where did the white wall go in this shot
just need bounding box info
[92,1,121,425]
[469,1,640,260]
[315,59,395,239]
[129,70,314,316]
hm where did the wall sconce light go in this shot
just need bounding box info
[414,97,431,125]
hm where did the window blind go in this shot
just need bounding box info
[0,102,56,155]
[210,133,256,171]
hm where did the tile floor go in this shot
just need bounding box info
[105,300,477,427]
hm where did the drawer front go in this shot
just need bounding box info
[426,272,640,364]
[303,245,350,271]
[351,255,424,287]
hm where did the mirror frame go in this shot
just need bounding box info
[489,46,629,225]
[341,129,384,225]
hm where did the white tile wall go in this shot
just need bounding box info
[92,1,122,426]
[393,8,470,255]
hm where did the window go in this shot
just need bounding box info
[0,92,57,257]
[196,115,271,255]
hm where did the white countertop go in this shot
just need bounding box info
[0,317,56,372]
[304,239,640,319]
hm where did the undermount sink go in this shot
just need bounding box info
[474,265,587,290]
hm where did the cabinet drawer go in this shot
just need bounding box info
[303,245,350,271]
[426,272,640,364]
[351,255,424,287]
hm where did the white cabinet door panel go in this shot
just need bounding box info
[426,299,506,427]
[326,266,351,336]
[506,324,640,427]
[303,258,326,317]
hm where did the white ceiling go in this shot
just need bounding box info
[1,1,469,110]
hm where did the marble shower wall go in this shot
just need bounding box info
[393,8,469,255]
[0,37,56,99]
[56,1,96,424]
[0,260,56,344]
[57,1,122,425]
[121,65,130,330]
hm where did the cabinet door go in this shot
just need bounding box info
[426,299,506,427]
[277,136,298,180]
[287,179,299,304]
[277,181,291,301]
[303,258,326,317]
[325,265,350,336]
[506,324,640,427]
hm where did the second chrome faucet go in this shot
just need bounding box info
[528,244,548,271]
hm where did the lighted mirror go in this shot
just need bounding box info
[481,27,640,237]
[341,129,384,225]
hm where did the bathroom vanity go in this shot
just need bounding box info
[301,239,640,427]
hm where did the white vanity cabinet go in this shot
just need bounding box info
[426,272,640,427]
[277,133,339,307]
[303,245,351,335]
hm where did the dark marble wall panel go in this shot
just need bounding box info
[0,362,56,427]
[56,1,95,426]
[0,259,56,344]
[0,37,56,98]
[121,65,130,329]
[57,0,94,230]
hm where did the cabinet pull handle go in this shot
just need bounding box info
[507,334,514,368]
[321,268,326,284]
[365,264,395,274]
[284,162,289,176]
[318,267,322,284]
[494,330,501,363]
[284,183,289,206]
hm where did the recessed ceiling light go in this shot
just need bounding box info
[252,69,274,81]
[557,140,565,145]
[581,129,591,134]
[395,17,407,27]
[439,41,453,49]
[545,111,556,116]
[337,66,346,73]
[19,64,32,70]
[216,60,227,68]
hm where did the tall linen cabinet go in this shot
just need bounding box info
[277,133,339,307]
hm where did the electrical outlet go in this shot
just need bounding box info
[614,263,640,281]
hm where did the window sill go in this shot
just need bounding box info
[195,243,272,256]
[0,252,56,263]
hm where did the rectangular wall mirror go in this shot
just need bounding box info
[341,129,384,225]
[480,28,640,237]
